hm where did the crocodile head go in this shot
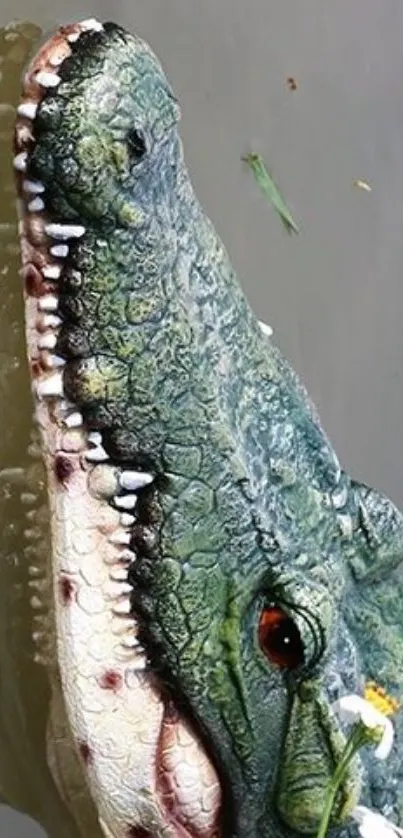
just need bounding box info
[13,19,403,838]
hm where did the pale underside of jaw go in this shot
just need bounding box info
[14,17,221,838]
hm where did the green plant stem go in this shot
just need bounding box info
[316,725,367,838]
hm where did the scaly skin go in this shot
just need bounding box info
[13,18,403,838]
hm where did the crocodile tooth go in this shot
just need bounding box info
[28,565,42,577]
[63,411,83,428]
[43,265,62,279]
[67,32,80,43]
[36,71,61,88]
[17,102,38,119]
[14,152,28,172]
[45,223,86,240]
[120,512,135,527]
[49,52,65,67]
[120,635,141,649]
[80,18,104,31]
[114,494,137,510]
[112,598,132,615]
[127,657,147,673]
[259,320,273,337]
[30,595,43,609]
[46,354,65,369]
[88,431,103,446]
[50,244,69,258]
[107,581,132,598]
[85,446,109,462]
[28,196,45,213]
[111,616,133,635]
[110,566,129,582]
[109,531,131,546]
[38,294,58,312]
[36,372,63,398]
[42,313,61,328]
[117,549,136,563]
[24,179,45,194]
[119,470,153,491]
[38,332,57,350]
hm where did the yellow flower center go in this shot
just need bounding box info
[364,681,400,717]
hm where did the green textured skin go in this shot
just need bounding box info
[28,22,403,838]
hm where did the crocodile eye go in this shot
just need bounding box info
[259,604,305,670]
[127,128,147,162]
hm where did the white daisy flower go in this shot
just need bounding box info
[332,694,394,760]
[352,805,403,838]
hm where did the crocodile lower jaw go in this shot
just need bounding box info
[14,18,221,838]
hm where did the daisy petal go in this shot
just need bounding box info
[374,716,394,760]
[352,806,403,838]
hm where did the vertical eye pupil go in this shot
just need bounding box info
[259,605,305,670]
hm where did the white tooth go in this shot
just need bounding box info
[88,431,103,446]
[109,531,131,546]
[49,52,65,67]
[36,71,61,88]
[42,314,61,328]
[80,18,104,31]
[114,494,137,510]
[50,244,69,258]
[112,598,132,615]
[110,566,129,582]
[63,411,83,428]
[119,471,153,491]
[38,294,58,312]
[85,446,109,462]
[14,152,28,172]
[120,635,141,648]
[111,616,133,635]
[43,265,61,279]
[45,223,86,240]
[47,354,65,368]
[24,179,45,194]
[259,320,273,337]
[58,398,74,412]
[36,372,63,398]
[120,513,135,527]
[28,197,45,212]
[38,332,57,350]
[67,31,80,43]
[107,581,132,598]
[17,102,38,120]
[117,549,136,563]
[131,657,147,670]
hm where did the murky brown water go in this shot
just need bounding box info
[1,5,403,837]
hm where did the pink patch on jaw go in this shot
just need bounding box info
[78,741,93,765]
[99,669,123,692]
[59,575,76,604]
[54,454,75,484]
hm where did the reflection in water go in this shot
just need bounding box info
[0,21,101,838]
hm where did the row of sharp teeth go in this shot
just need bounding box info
[13,15,150,661]
[13,23,106,407]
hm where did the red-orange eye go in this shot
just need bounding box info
[259,605,305,670]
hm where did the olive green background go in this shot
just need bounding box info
[1,2,403,836]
